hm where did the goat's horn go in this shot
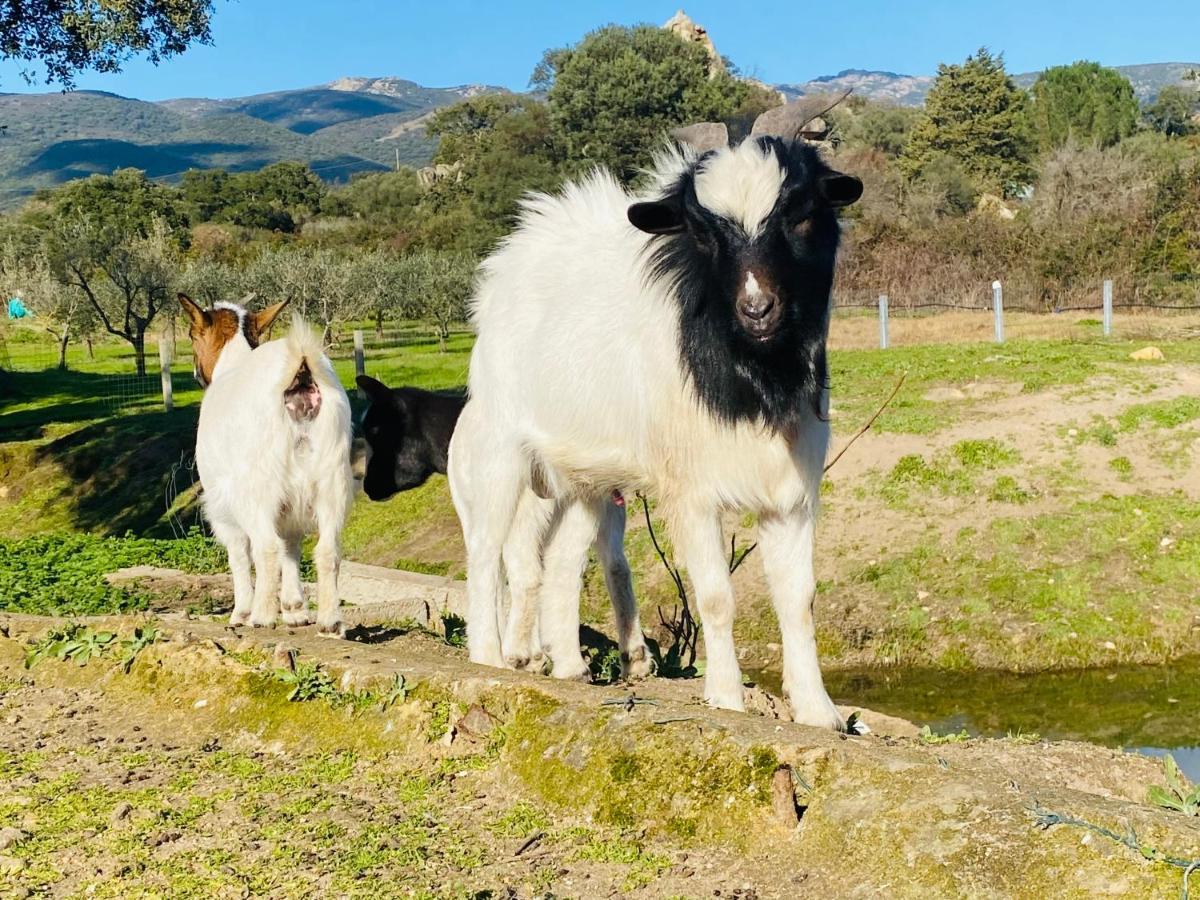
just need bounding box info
[751,89,852,140]
[672,122,729,153]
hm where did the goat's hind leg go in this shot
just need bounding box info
[596,500,652,679]
[313,476,350,638]
[539,499,603,682]
[247,533,283,628]
[212,520,253,626]
[280,532,313,626]
[502,490,553,670]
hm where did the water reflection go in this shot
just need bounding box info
[752,659,1200,781]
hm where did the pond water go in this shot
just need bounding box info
[752,659,1200,781]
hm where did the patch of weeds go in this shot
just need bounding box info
[1072,417,1118,446]
[575,833,671,891]
[989,475,1033,504]
[378,673,409,710]
[586,644,623,684]
[226,646,269,668]
[118,624,161,673]
[24,624,121,668]
[276,660,337,703]
[393,557,452,577]
[1109,456,1134,478]
[489,801,551,837]
[1147,754,1200,816]
[1118,397,1200,432]
[1006,729,1041,744]
[951,438,1019,470]
[24,623,83,668]
[441,612,467,649]
[426,700,453,742]
[0,528,227,616]
[918,725,971,744]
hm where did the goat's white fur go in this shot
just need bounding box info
[448,400,653,677]
[454,151,840,727]
[196,312,353,634]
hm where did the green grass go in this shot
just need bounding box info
[0,530,226,615]
[847,493,1200,668]
[1117,397,1200,432]
[880,438,1020,507]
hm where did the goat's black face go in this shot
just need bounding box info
[629,138,861,428]
[358,377,429,501]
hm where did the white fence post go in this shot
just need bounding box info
[992,280,1004,344]
[878,294,889,349]
[1103,279,1113,336]
[353,329,365,396]
[159,336,174,412]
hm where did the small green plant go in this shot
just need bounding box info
[119,624,161,673]
[918,725,971,744]
[1147,754,1200,815]
[1006,729,1041,744]
[989,475,1032,504]
[440,612,467,648]
[379,673,408,710]
[276,660,337,703]
[951,438,1019,470]
[24,624,83,668]
[1109,456,1134,477]
[586,645,623,684]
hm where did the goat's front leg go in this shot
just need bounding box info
[248,535,282,628]
[595,499,652,679]
[280,533,313,626]
[671,507,744,711]
[539,499,601,682]
[758,509,843,731]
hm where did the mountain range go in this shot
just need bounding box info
[0,62,1195,209]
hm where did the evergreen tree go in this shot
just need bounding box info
[901,48,1034,195]
[1030,61,1139,150]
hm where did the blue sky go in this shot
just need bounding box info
[1,0,1197,100]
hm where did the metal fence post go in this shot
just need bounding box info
[1103,279,1113,336]
[878,294,889,349]
[159,335,174,412]
[353,329,365,396]
[992,280,1004,344]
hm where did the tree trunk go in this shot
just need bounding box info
[133,329,147,377]
[375,308,384,339]
[57,323,70,370]
[85,335,94,360]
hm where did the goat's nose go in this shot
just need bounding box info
[741,296,776,320]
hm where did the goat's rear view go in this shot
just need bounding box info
[186,296,354,636]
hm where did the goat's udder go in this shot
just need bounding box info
[284,361,322,422]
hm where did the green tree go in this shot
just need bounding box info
[0,0,214,88]
[532,24,748,180]
[839,101,921,157]
[419,93,562,254]
[900,48,1034,194]
[1145,85,1198,137]
[1029,62,1139,151]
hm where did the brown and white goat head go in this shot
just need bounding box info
[179,293,290,387]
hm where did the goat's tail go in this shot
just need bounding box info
[280,316,343,422]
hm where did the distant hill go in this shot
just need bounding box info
[0,78,499,209]
[781,62,1199,106]
[0,62,1195,209]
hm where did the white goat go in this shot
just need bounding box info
[452,132,862,728]
[183,295,354,635]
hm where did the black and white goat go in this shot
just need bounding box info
[183,295,354,636]
[452,128,861,727]
[357,374,652,678]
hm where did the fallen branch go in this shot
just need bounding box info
[824,372,908,474]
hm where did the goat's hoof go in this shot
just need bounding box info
[788,695,846,732]
[316,621,345,639]
[282,608,315,626]
[248,618,277,629]
[229,611,251,627]
[620,646,655,680]
[504,653,533,671]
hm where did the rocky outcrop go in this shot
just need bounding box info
[662,10,725,75]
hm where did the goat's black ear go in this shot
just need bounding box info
[628,197,686,235]
[356,375,392,405]
[819,173,863,208]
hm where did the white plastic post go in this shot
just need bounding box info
[992,280,1004,344]
[878,294,889,349]
[353,330,365,397]
[159,337,174,412]
[1103,279,1113,336]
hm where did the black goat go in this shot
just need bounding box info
[356,375,464,500]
